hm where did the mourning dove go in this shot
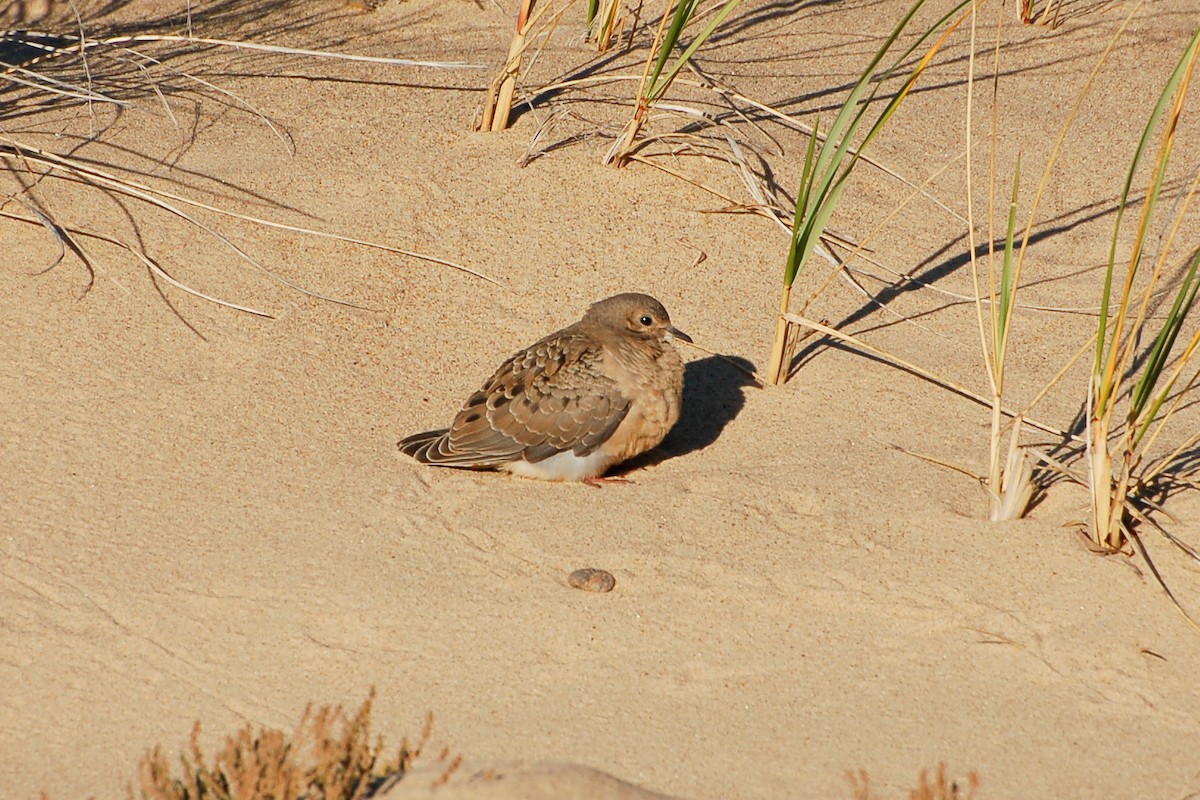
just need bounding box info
[398,293,690,483]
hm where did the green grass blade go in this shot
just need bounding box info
[832,0,976,160]
[781,0,971,291]
[795,179,850,273]
[794,120,821,226]
[808,0,972,231]
[646,0,742,103]
[800,0,933,198]
[1130,248,1200,437]
[856,1,974,155]
[996,156,1021,368]
[646,0,699,99]
[1096,26,1200,393]
[785,121,823,285]
[780,0,957,297]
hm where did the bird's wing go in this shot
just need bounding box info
[439,329,631,465]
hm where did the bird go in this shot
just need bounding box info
[398,293,690,484]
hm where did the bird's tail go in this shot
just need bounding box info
[397,429,450,463]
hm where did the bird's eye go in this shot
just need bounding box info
[639,315,653,326]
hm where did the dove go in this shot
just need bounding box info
[398,293,690,484]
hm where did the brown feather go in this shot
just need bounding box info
[397,293,686,480]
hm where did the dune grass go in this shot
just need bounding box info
[1019,0,1060,28]
[745,0,1200,579]
[132,693,433,800]
[602,0,746,165]
[960,0,1137,520]
[1087,23,1200,551]
[480,0,537,132]
[479,0,749,154]
[781,2,1200,620]
[955,4,1200,549]
[763,0,975,385]
[958,1,1200,541]
[586,0,623,51]
[125,692,978,800]
[0,9,490,320]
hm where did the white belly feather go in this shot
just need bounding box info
[503,448,615,481]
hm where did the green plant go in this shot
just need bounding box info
[962,0,1119,520]
[764,0,975,385]
[966,0,1039,519]
[603,0,745,165]
[1019,0,1060,27]
[1088,24,1200,550]
[586,0,623,51]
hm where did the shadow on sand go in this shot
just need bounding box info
[623,354,759,473]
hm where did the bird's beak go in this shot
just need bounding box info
[667,326,693,344]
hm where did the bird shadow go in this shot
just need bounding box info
[621,354,758,474]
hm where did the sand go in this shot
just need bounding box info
[4,0,1200,797]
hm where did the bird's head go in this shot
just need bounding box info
[585,292,692,346]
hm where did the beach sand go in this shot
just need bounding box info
[3,1,1200,797]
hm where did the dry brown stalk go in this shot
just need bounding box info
[132,693,431,800]
[480,0,538,132]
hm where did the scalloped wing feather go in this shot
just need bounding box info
[407,327,631,468]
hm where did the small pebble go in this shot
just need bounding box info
[567,568,615,593]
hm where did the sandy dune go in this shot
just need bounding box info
[4,0,1200,797]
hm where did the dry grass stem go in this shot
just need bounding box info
[53,33,486,70]
[3,23,498,321]
[961,0,1145,521]
[784,312,1072,440]
[2,208,273,316]
[587,0,624,51]
[481,0,577,132]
